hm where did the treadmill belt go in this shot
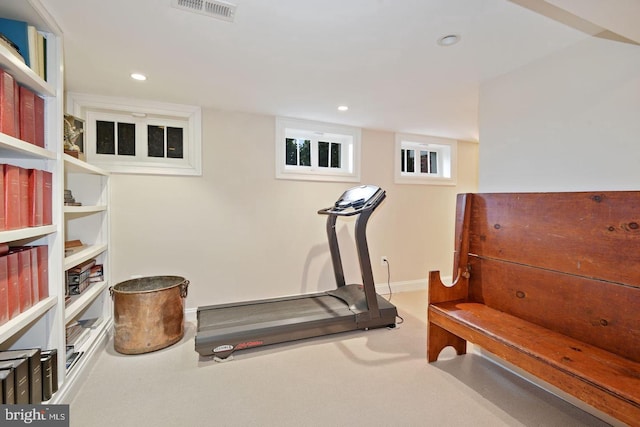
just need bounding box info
[197,294,352,332]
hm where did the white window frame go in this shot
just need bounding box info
[275,117,361,182]
[394,133,457,185]
[66,92,202,176]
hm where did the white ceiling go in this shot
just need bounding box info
[35,0,632,141]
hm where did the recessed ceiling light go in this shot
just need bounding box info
[437,34,460,47]
[130,73,147,81]
[338,105,349,111]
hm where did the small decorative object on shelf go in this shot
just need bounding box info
[63,113,85,160]
[63,188,81,206]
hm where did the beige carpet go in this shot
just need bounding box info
[68,290,612,427]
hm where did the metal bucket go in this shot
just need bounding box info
[110,276,189,354]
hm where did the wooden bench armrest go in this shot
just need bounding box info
[428,268,469,305]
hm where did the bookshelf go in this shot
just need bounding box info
[0,0,111,404]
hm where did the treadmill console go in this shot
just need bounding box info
[323,185,385,216]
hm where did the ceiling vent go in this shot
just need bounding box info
[171,0,237,22]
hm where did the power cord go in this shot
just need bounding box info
[383,258,392,302]
[382,258,404,325]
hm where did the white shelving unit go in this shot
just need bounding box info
[0,0,111,404]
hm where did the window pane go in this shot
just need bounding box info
[330,143,340,168]
[167,127,184,158]
[319,141,329,167]
[401,149,405,172]
[96,120,115,154]
[299,139,311,166]
[420,150,429,173]
[406,149,415,173]
[118,122,136,156]
[286,138,297,165]
[430,151,438,174]
[148,125,165,158]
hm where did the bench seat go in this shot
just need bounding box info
[429,300,640,420]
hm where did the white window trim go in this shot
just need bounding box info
[275,117,361,183]
[394,133,457,185]
[66,92,202,176]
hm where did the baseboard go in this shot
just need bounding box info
[185,277,440,323]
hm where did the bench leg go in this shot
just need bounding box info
[428,322,467,362]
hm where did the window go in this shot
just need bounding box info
[276,117,361,182]
[395,133,457,185]
[67,93,202,176]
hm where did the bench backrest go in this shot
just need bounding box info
[454,191,640,362]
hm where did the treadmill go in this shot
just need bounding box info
[195,184,398,359]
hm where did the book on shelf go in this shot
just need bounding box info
[0,368,13,404]
[43,170,52,225]
[0,32,24,63]
[18,85,36,146]
[0,69,17,138]
[3,164,20,230]
[40,349,58,401]
[65,351,83,372]
[0,18,30,68]
[28,168,43,226]
[0,358,29,404]
[5,251,19,319]
[36,245,48,300]
[18,166,29,229]
[77,317,103,330]
[12,247,32,312]
[0,255,6,325]
[65,324,91,351]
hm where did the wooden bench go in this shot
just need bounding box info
[427,191,640,425]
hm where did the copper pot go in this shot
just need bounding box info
[110,276,189,354]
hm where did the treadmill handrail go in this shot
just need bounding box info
[317,206,362,217]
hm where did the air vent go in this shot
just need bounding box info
[171,0,237,22]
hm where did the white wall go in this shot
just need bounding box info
[108,109,478,309]
[478,37,640,191]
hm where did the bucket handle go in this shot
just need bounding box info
[180,280,190,298]
[109,286,113,298]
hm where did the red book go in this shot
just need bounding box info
[3,164,21,230]
[0,163,5,231]
[19,85,36,146]
[15,248,32,312]
[36,246,48,300]
[28,169,43,227]
[0,255,7,325]
[34,95,44,148]
[6,252,20,319]
[28,247,39,303]
[19,167,29,228]
[0,69,16,137]
[42,171,52,225]
[13,79,19,139]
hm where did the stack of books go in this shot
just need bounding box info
[0,348,58,404]
[2,164,53,230]
[64,189,81,206]
[0,245,48,326]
